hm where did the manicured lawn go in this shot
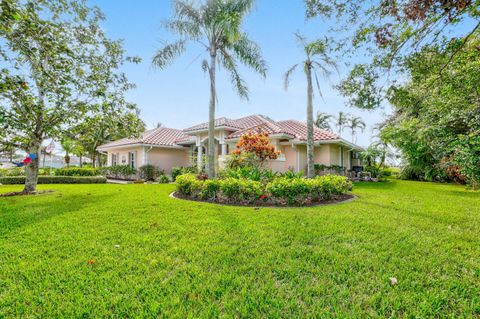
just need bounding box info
[0,180,479,318]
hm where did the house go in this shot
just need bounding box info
[97,114,363,175]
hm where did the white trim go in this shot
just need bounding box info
[97,143,188,151]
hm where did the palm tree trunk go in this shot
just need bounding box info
[79,155,83,167]
[207,53,217,178]
[306,65,315,178]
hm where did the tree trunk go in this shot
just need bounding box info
[79,155,83,168]
[23,141,41,194]
[207,53,217,178]
[92,153,96,168]
[306,64,315,178]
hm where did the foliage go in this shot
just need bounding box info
[232,130,280,167]
[315,112,333,131]
[313,164,345,176]
[220,166,277,182]
[381,35,480,185]
[171,166,197,181]
[175,173,351,206]
[153,0,267,178]
[0,167,24,177]
[54,167,100,177]
[453,134,480,189]
[138,164,163,181]
[156,175,171,184]
[103,165,137,180]
[305,0,480,110]
[0,181,479,317]
[0,0,140,193]
[60,139,75,167]
[0,176,106,184]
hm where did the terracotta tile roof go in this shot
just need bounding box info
[276,120,339,141]
[183,115,269,132]
[98,127,189,149]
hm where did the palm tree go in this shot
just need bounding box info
[60,139,75,167]
[152,0,267,178]
[336,111,349,135]
[347,116,366,144]
[284,33,337,178]
[315,111,333,131]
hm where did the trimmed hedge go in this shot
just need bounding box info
[54,167,100,176]
[0,176,107,184]
[175,173,352,206]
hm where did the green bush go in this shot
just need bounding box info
[219,166,277,182]
[0,176,107,184]
[139,164,163,181]
[175,173,352,206]
[156,175,170,184]
[171,166,197,181]
[103,165,137,180]
[55,167,99,176]
[0,167,25,177]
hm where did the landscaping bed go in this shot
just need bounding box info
[175,173,352,206]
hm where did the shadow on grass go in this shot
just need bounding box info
[0,192,113,238]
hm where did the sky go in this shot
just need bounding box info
[88,0,391,147]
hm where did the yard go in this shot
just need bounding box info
[0,180,479,318]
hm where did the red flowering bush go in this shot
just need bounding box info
[230,130,280,168]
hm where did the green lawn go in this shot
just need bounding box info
[0,180,479,318]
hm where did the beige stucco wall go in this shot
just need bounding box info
[146,148,190,174]
[106,146,145,168]
[314,144,331,165]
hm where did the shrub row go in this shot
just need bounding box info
[54,167,100,176]
[0,176,106,184]
[176,173,352,206]
[101,165,137,180]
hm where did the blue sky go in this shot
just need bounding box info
[89,0,390,147]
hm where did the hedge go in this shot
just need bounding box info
[175,173,352,206]
[0,176,107,184]
[54,167,100,176]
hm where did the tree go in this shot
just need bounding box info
[0,0,140,193]
[72,142,85,168]
[347,116,366,143]
[314,111,333,131]
[335,111,349,135]
[305,0,480,110]
[152,0,267,178]
[231,130,279,167]
[60,139,75,167]
[284,34,337,178]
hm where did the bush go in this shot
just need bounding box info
[103,165,137,180]
[175,173,352,206]
[55,167,99,176]
[0,176,106,184]
[157,175,170,184]
[0,167,25,177]
[139,164,163,181]
[220,166,277,182]
[171,166,197,181]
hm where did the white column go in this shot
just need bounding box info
[197,146,203,171]
[221,143,227,156]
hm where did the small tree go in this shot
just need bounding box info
[454,134,480,190]
[232,130,280,167]
[60,139,75,167]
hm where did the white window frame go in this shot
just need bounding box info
[128,151,136,169]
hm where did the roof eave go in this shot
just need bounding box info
[97,143,188,151]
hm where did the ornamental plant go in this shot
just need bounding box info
[232,130,280,167]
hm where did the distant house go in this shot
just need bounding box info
[97,115,363,174]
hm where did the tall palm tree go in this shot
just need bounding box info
[347,116,366,144]
[336,111,349,135]
[152,0,267,178]
[284,34,337,178]
[315,111,333,131]
[60,139,75,167]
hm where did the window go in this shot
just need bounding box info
[128,152,136,169]
[111,153,117,166]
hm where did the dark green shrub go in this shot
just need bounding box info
[139,164,162,181]
[157,175,170,184]
[171,166,197,181]
[55,167,99,176]
[0,176,106,184]
[218,178,262,203]
[104,165,137,180]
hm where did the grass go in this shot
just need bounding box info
[0,180,479,318]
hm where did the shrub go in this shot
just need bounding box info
[171,166,197,181]
[55,167,99,176]
[218,178,262,203]
[0,167,25,177]
[175,174,203,197]
[138,164,163,181]
[157,175,170,184]
[0,176,106,184]
[220,166,277,182]
[232,130,280,167]
[103,165,137,180]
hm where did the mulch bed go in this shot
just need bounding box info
[0,190,55,197]
[170,192,356,208]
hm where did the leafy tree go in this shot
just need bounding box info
[152,0,267,178]
[305,0,480,109]
[232,130,280,165]
[314,111,333,131]
[60,139,75,167]
[0,0,139,193]
[347,116,366,144]
[335,111,350,135]
[284,34,337,178]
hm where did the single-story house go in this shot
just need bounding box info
[97,114,363,174]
